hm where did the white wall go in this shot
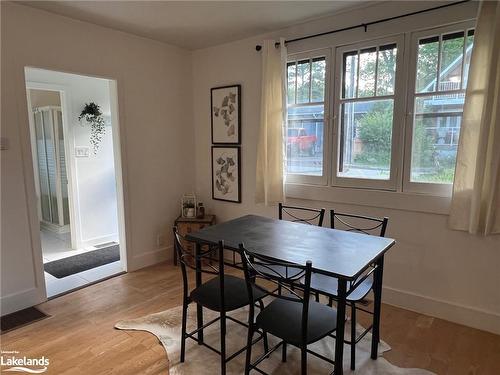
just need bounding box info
[1,2,194,315]
[27,68,119,248]
[192,1,500,334]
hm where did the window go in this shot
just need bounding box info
[405,25,474,194]
[284,21,475,197]
[285,51,328,184]
[333,37,404,190]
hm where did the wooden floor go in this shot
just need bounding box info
[1,262,499,375]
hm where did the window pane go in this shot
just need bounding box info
[358,47,377,97]
[463,29,474,88]
[287,62,296,104]
[342,51,358,99]
[416,36,439,92]
[410,93,465,183]
[376,44,397,95]
[296,60,311,103]
[311,58,326,102]
[338,99,393,180]
[286,105,324,176]
[439,32,464,91]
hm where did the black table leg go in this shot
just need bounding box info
[371,255,384,359]
[334,278,347,375]
[195,242,204,344]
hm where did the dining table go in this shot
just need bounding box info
[186,214,396,375]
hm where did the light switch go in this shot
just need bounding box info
[75,146,90,158]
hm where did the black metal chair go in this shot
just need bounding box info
[279,203,325,226]
[308,210,388,371]
[251,203,326,293]
[173,228,269,375]
[240,244,338,375]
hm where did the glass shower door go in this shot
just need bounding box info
[34,107,69,228]
[57,110,70,225]
[35,111,52,223]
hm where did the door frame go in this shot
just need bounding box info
[108,80,128,271]
[22,69,129,301]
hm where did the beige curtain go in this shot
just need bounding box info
[449,1,500,235]
[255,39,287,205]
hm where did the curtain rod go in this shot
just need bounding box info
[255,0,471,51]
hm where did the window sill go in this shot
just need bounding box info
[285,183,451,215]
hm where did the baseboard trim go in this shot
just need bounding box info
[382,286,500,335]
[128,245,172,271]
[0,287,46,316]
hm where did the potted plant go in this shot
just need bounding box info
[183,201,196,218]
[181,194,197,218]
[78,102,106,153]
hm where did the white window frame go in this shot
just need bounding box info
[284,20,476,203]
[285,49,331,186]
[331,35,406,191]
[403,21,475,196]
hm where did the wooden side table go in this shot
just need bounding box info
[173,215,216,265]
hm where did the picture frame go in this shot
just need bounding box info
[212,146,241,203]
[211,85,241,144]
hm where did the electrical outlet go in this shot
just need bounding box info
[157,233,166,248]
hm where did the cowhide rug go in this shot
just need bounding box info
[116,304,435,375]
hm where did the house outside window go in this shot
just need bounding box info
[285,21,474,196]
[405,25,474,194]
[332,36,404,191]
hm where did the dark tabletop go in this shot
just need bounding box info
[186,214,395,280]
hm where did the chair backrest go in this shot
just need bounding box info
[330,210,388,237]
[239,244,312,344]
[173,227,225,301]
[279,203,325,226]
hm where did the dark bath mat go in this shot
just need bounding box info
[44,245,120,279]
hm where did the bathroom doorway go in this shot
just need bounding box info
[25,68,127,298]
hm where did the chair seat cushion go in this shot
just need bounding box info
[256,298,337,346]
[310,274,374,302]
[190,275,267,312]
[252,263,303,279]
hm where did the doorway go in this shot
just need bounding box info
[25,68,127,298]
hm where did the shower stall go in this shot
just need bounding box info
[33,106,70,233]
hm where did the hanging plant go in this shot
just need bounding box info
[78,102,105,153]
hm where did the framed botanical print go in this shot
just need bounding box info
[211,85,241,144]
[212,146,241,203]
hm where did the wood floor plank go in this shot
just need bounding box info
[1,262,499,374]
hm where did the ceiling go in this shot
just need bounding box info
[21,1,369,50]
